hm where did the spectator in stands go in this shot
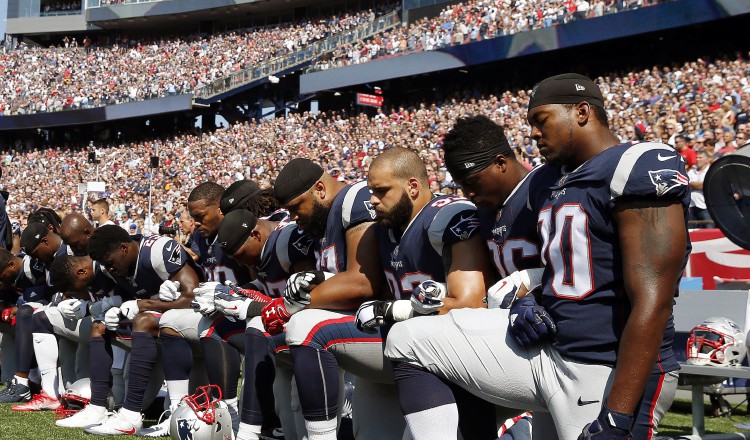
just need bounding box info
[688,150,714,228]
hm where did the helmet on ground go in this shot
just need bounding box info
[54,378,114,420]
[170,385,233,440]
[687,316,747,367]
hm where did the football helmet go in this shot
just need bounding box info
[54,378,115,420]
[170,385,233,440]
[687,317,747,367]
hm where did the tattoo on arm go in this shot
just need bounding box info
[347,221,374,234]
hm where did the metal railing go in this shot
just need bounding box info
[87,0,164,8]
[193,11,400,100]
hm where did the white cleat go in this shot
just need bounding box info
[84,408,143,436]
[56,404,108,428]
[136,409,172,437]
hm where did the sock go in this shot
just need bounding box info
[13,375,29,387]
[240,329,276,425]
[392,361,459,440]
[290,345,339,422]
[89,336,114,407]
[85,404,107,416]
[28,368,40,384]
[15,305,36,375]
[123,332,158,413]
[32,333,59,397]
[404,404,459,440]
[235,422,262,440]
[121,407,141,423]
[161,333,192,407]
[306,419,338,440]
[225,397,240,431]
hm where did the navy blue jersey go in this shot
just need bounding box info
[255,220,317,297]
[191,231,252,286]
[318,181,376,274]
[128,235,192,298]
[378,195,479,300]
[16,255,49,304]
[479,168,543,278]
[527,142,690,370]
[89,261,139,302]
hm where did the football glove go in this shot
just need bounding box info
[578,404,633,439]
[58,299,89,321]
[410,280,446,315]
[214,289,272,321]
[261,297,294,336]
[283,271,333,308]
[486,268,544,309]
[191,296,218,317]
[89,296,124,321]
[508,295,557,347]
[158,280,181,302]
[355,300,413,333]
[192,281,228,298]
[119,300,139,320]
[104,307,121,331]
[1,307,16,326]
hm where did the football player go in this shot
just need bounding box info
[84,225,202,436]
[383,73,688,439]
[260,158,387,440]
[141,182,254,438]
[195,208,317,440]
[59,212,95,256]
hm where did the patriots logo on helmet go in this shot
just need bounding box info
[450,215,480,240]
[176,418,193,440]
[648,169,688,197]
[293,234,314,256]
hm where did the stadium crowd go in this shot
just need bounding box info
[0,6,393,115]
[3,0,672,115]
[312,0,668,70]
[1,51,746,231]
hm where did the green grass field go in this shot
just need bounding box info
[1,398,750,440]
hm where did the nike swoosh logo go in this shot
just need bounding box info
[226,306,238,310]
[657,154,676,161]
[577,397,599,406]
[165,244,174,252]
[116,428,136,435]
[499,281,507,289]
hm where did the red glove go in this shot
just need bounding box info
[1,307,16,326]
[261,297,293,336]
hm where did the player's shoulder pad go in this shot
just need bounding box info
[427,196,479,255]
[609,142,689,201]
[276,223,315,272]
[342,180,377,229]
[525,164,560,210]
[148,235,187,280]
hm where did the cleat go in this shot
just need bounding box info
[0,378,31,403]
[84,408,143,436]
[12,390,59,411]
[56,404,108,428]
[136,409,172,437]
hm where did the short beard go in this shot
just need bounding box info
[304,198,330,238]
[376,191,413,230]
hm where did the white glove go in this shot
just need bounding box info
[104,307,121,331]
[214,295,253,320]
[58,299,89,321]
[284,271,335,309]
[158,280,181,302]
[89,296,124,321]
[410,280,446,315]
[191,296,217,316]
[486,269,544,309]
[120,300,139,320]
[193,282,228,298]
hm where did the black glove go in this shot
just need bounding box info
[578,404,633,439]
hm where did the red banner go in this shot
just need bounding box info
[356,93,384,108]
[686,228,750,289]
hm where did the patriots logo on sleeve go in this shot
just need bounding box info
[364,201,376,220]
[450,215,481,240]
[293,234,314,256]
[167,246,182,265]
[648,169,688,197]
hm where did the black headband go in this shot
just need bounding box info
[221,180,262,215]
[217,210,258,255]
[444,139,510,181]
[274,158,325,206]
